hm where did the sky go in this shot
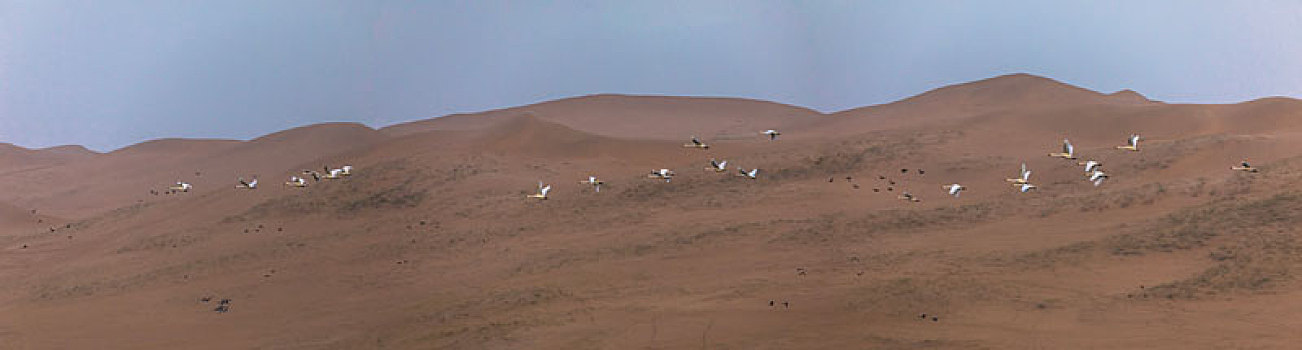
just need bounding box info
[2,1,1300,151]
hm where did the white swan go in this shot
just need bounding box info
[527,181,551,200]
[320,166,341,179]
[648,169,675,182]
[1089,170,1108,187]
[1079,160,1102,174]
[1048,139,1077,159]
[580,176,604,192]
[169,181,193,192]
[284,176,307,187]
[235,177,258,189]
[943,183,966,197]
[683,136,709,149]
[1116,134,1140,151]
[736,168,759,179]
[1019,183,1037,193]
[707,158,728,172]
[323,165,353,178]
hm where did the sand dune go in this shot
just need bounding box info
[0,124,387,218]
[4,74,1302,349]
[383,94,822,141]
[0,143,96,174]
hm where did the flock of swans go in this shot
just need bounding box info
[284,165,353,187]
[933,136,1126,202]
[157,130,1259,203]
[925,134,1262,203]
[159,165,353,194]
[527,130,778,200]
[527,131,1261,202]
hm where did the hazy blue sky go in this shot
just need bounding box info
[2,1,1300,151]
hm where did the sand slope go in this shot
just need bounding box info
[4,74,1302,349]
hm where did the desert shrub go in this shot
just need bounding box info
[1114,193,1302,297]
[337,180,427,213]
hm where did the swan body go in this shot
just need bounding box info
[648,169,676,182]
[683,136,709,149]
[284,176,307,187]
[235,178,258,189]
[1048,139,1077,159]
[1006,163,1031,185]
[1116,134,1140,151]
[527,181,551,200]
[580,176,604,192]
[943,183,966,197]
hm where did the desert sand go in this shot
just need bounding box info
[4,73,1302,349]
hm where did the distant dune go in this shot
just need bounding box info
[4,74,1302,349]
[0,143,95,174]
[382,94,823,140]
